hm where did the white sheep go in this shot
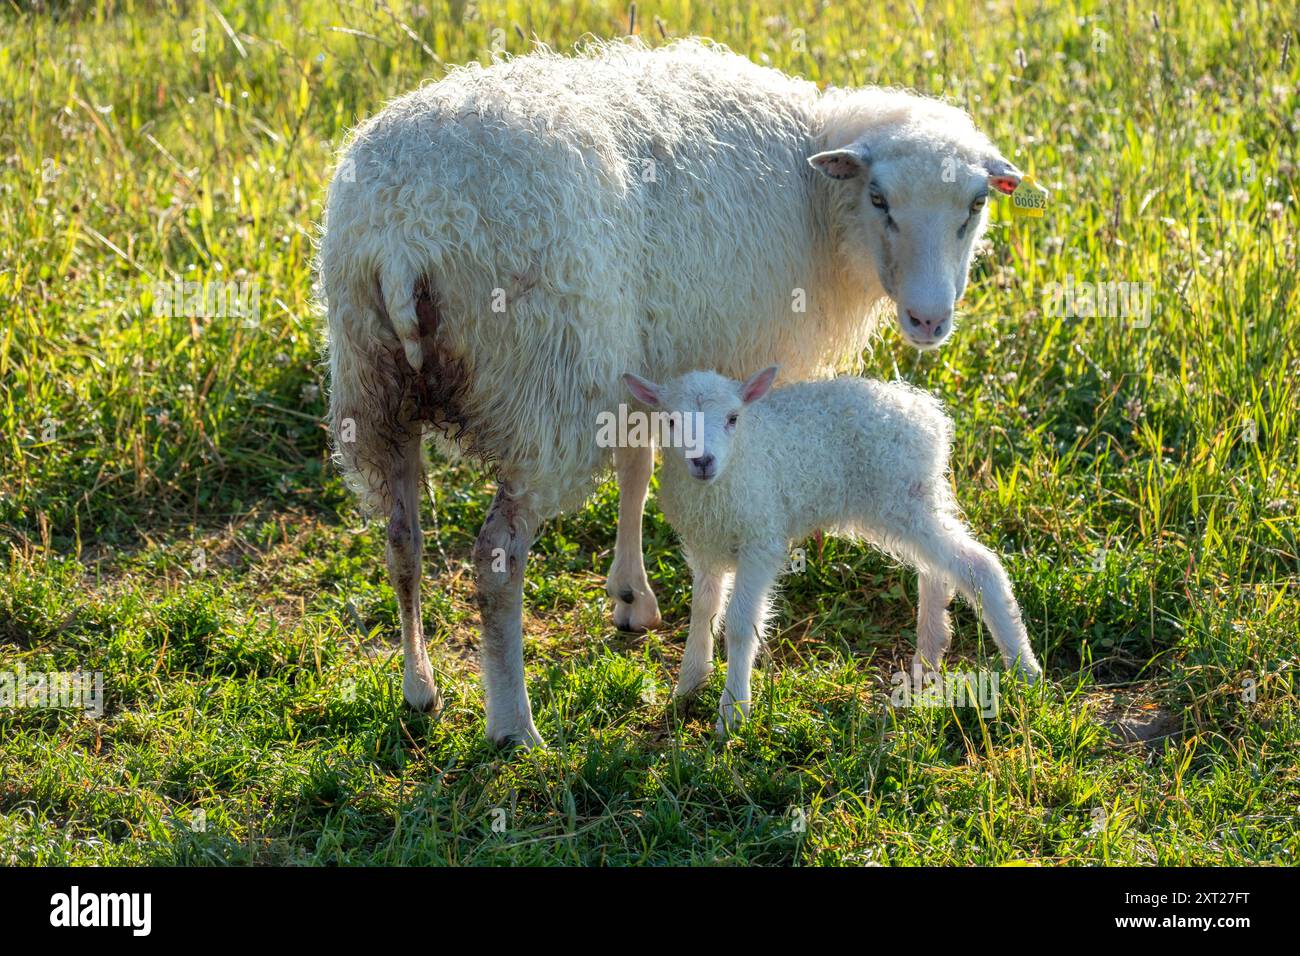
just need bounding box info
[321,38,1027,746]
[622,367,1043,734]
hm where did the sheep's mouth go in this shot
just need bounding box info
[898,323,953,351]
[902,332,948,351]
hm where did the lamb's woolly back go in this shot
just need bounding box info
[652,372,956,569]
[641,367,1042,725]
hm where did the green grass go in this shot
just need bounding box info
[1,0,1297,865]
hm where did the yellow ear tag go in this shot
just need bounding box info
[1010,174,1048,218]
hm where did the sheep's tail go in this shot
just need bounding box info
[378,259,425,373]
[325,257,426,517]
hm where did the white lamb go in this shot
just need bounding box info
[622,367,1043,734]
[322,38,1029,746]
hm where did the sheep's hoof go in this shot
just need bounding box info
[611,588,662,633]
[910,653,941,679]
[404,690,443,715]
[402,670,444,715]
[486,710,545,751]
[714,702,749,738]
[487,725,546,752]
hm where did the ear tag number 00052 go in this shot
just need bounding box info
[1011,174,1048,218]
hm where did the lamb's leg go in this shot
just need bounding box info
[908,514,1042,681]
[674,563,731,699]
[913,573,956,674]
[474,485,543,748]
[717,548,783,736]
[386,439,441,713]
[607,443,662,632]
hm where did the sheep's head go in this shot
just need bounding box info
[622,367,778,484]
[809,110,1022,351]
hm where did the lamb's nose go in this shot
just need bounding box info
[692,454,715,475]
[907,309,951,337]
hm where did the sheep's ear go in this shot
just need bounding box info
[984,156,1023,195]
[808,146,869,181]
[740,366,778,404]
[623,373,662,408]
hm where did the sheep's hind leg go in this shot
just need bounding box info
[607,444,662,632]
[908,514,1042,682]
[674,562,731,699]
[386,438,442,713]
[913,573,956,675]
[474,484,544,748]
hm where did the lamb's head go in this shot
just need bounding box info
[810,91,1022,350]
[622,367,778,484]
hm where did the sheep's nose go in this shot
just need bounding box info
[690,454,716,478]
[907,309,951,338]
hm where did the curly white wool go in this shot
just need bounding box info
[319,37,1024,744]
[629,368,1043,734]
[322,37,1014,518]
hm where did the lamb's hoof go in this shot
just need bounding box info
[1016,658,1044,686]
[714,702,749,738]
[673,667,713,700]
[611,587,662,633]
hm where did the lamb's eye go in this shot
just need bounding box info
[869,190,888,211]
[970,196,986,214]
[726,413,739,427]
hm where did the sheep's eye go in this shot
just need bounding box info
[726,413,739,427]
[869,190,888,211]
[970,197,987,214]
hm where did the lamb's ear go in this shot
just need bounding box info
[740,366,779,404]
[984,155,1023,195]
[808,146,869,181]
[623,373,662,408]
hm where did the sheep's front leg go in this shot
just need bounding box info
[717,548,783,736]
[607,444,662,632]
[913,573,956,674]
[674,563,731,699]
[474,486,543,748]
[386,439,441,713]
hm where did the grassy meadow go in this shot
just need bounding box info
[1,0,1297,864]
